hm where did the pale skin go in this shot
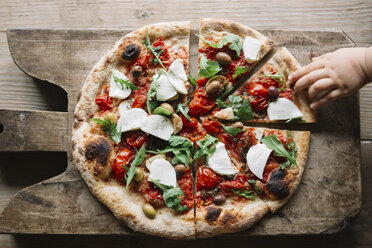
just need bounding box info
[288,46,372,110]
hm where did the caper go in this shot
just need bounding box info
[105,112,117,122]
[268,86,279,99]
[130,65,142,77]
[134,167,144,182]
[213,194,226,205]
[171,113,183,134]
[121,43,140,62]
[206,80,221,95]
[232,121,243,129]
[175,164,186,177]
[216,52,232,65]
[143,203,156,219]
[160,103,174,114]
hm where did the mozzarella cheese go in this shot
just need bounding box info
[246,144,273,179]
[116,108,147,133]
[145,154,166,170]
[212,107,235,120]
[109,69,132,99]
[155,73,178,101]
[243,37,263,63]
[118,100,133,117]
[253,128,264,143]
[208,142,238,176]
[148,159,177,187]
[267,98,304,120]
[167,59,188,95]
[140,115,174,141]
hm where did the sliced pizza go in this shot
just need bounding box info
[188,18,275,117]
[212,47,316,122]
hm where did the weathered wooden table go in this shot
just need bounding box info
[0,1,371,247]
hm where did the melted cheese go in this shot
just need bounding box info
[167,59,188,95]
[246,144,273,179]
[212,107,235,120]
[148,159,177,187]
[267,98,304,120]
[140,115,174,141]
[109,69,132,99]
[155,73,178,101]
[116,108,147,133]
[208,142,238,176]
[243,37,263,63]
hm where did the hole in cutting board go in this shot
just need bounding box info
[0,123,3,134]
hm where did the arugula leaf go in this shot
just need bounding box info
[231,189,255,199]
[188,75,197,87]
[113,75,138,90]
[91,117,121,144]
[150,179,188,211]
[279,132,298,169]
[126,144,146,191]
[177,102,191,121]
[146,73,160,114]
[258,69,286,91]
[248,179,259,191]
[262,135,297,167]
[286,116,305,123]
[234,98,253,121]
[215,81,234,106]
[199,55,221,78]
[194,134,219,164]
[232,66,250,79]
[197,34,242,57]
[222,124,243,137]
[148,136,194,166]
[144,32,166,70]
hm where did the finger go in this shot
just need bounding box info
[288,59,325,83]
[311,53,328,61]
[294,68,329,93]
[310,89,342,110]
[307,78,335,100]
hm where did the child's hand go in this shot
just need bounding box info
[288,47,372,110]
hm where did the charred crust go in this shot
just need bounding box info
[77,91,82,102]
[265,168,290,199]
[73,121,83,130]
[85,138,112,165]
[221,212,237,225]
[206,207,221,223]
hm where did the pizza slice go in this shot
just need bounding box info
[211,47,316,122]
[188,18,275,117]
[201,117,310,213]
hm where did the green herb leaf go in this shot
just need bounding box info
[144,32,166,70]
[149,136,194,166]
[126,144,146,191]
[262,135,297,167]
[232,66,250,79]
[248,179,259,191]
[188,75,197,87]
[286,116,305,123]
[279,132,298,169]
[199,54,222,78]
[222,124,244,137]
[147,73,161,114]
[234,98,253,121]
[113,75,138,90]
[232,189,255,199]
[91,117,121,143]
[150,179,188,211]
[257,69,286,91]
[197,34,242,57]
[194,134,219,164]
[177,102,191,121]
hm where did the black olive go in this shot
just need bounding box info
[122,44,140,62]
[268,86,279,99]
[175,164,186,177]
[213,194,226,205]
[130,66,143,77]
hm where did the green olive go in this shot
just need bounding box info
[232,121,243,129]
[216,52,232,65]
[171,113,183,134]
[130,65,142,77]
[143,203,156,219]
[134,167,144,182]
[160,103,174,114]
[105,112,116,122]
[206,80,221,95]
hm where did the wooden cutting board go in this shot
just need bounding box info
[0,29,361,236]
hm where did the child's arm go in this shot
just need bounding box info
[288,47,372,110]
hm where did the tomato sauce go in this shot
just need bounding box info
[188,87,216,116]
[178,169,194,209]
[112,147,135,181]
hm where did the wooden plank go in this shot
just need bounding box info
[0,110,68,152]
[0,29,361,236]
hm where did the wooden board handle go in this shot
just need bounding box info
[0,110,69,152]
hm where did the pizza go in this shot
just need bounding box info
[72,18,314,239]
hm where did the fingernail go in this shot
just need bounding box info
[310,103,316,110]
[312,56,318,61]
[288,75,293,82]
